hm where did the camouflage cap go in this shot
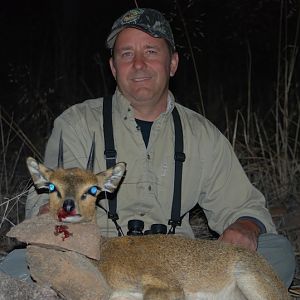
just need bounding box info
[106,8,175,50]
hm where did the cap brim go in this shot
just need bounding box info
[106,25,175,50]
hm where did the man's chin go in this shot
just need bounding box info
[125,89,154,103]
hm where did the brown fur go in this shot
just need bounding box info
[27,157,290,300]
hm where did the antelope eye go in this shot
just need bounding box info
[88,186,98,196]
[48,183,56,193]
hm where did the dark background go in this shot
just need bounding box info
[1,0,299,138]
[1,2,300,279]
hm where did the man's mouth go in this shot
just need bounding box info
[131,73,152,82]
[132,77,150,83]
[132,77,150,82]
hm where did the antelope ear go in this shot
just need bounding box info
[96,162,126,193]
[26,157,54,190]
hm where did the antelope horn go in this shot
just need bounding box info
[57,131,64,168]
[86,133,95,172]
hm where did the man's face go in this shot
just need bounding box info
[109,28,178,110]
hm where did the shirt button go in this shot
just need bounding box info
[148,185,151,191]
[140,213,145,216]
[147,154,150,160]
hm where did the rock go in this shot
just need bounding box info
[26,246,111,300]
[7,214,101,260]
[0,271,59,300]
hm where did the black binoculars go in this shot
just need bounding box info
[127,219,167,236]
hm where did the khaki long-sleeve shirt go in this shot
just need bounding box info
[26,89,276,237]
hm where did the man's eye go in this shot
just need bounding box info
[121,51,133,58]
[146,49,158,55]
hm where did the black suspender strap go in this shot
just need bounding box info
[102,96,186,236]
[168,107,186,234]
[103,95,116,169]
[103,95,124,236]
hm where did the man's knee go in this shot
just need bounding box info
[257,233,296,287]
[0,248,32,283]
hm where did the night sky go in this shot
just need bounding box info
[1,0,299,129]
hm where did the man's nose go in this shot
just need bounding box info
[132,53,146,69]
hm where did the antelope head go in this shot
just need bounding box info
[27,134,126,223]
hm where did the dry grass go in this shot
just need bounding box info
[227,105,300,209]
[0,108,42,238]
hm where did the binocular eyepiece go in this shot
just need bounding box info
[127,219,167,236]
[127,219,144,236]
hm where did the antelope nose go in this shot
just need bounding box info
[63,199,75,212]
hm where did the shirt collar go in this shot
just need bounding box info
[114,88,175,119]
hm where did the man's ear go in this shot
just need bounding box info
[26,157,53,190]
[170,52,179,77]
[109,57,117,79]
[96,162,126,193]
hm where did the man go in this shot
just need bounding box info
[2,8,295,287]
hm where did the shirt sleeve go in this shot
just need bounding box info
[25,111,89,218]
[199,130,276,234]
[237,216,267,234]
[44,114,90,169]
